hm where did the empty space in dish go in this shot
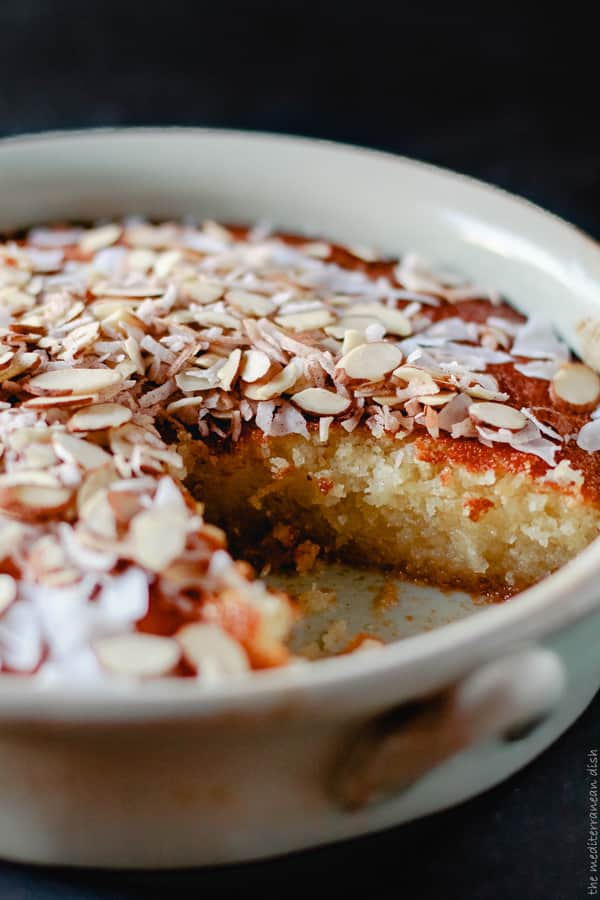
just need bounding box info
[267,563,483,657]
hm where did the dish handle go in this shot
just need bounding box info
[331,644,566,810]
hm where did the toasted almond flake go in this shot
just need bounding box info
[176,622,249,675]
[292,387,351,416]
[79,224,122,254]
[80,487,117,539]
[175,370,216,393]
[419,392,458,407]
[337,342,403,382]
[348,303,412,336]
[226,289,276,317]
[393,364,438,386]
[217,348,242,392]
[27,368,122,395]
[0,483,72,513]
[182,280,224,304]
[53,432,112,470]
[0,351,40,382]
[240,348,271,383]
[0,573,17,615]
[130,509,187,572]
[166,396,206,413]
[550,363,600,410]
[341,329,366,355]
[243,360,300,401]
[22,393,98,410]
[67,403,133,432]
[325,315,381,339]
[95,633,181,678]
[275,309,334,332]
[372,394,403,407]
[153,249,182,279]
[469,401,527,431]
[465,383,510,402]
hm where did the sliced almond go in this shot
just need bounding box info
[176,622,249,675]
[465,383,510,402]
[175,370,216,393]
[240,348,271,383]
[53,432,112,470]
[347,303,411,337]
[129,509,187,572]
[0,351,40,382]
[337,342,403,382]
[275,309,334,332]
[243,361,300,401]
[372,394,404,407]
[67,403,133,432]
[325,315,382,339]
[0,573,17,615]
[79,224,122,254]
[217,348,242,392]
[550,363,600,410]
[419,392,458,407]
[226,289,276,317]
[27,367,122,395]
[95,633,181,678]
[80,487,118,539]
[23,393,98,410]
[392,365,439,393]
[469,401,527,431]
[0,484,72,516]
[292,387,351,416]
[341,329,366,355]
[181,280,224,304]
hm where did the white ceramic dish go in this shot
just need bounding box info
[1,128,600,868]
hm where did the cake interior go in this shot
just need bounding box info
[180,426,597,598]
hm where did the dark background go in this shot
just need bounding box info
[1,2,598,897]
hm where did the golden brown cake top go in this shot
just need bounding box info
[0,218,599,679]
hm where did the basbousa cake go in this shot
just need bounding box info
[0,219,599,682]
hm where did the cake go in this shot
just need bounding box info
[1,218,599,681]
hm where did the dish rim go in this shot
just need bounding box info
[1,125,599,719]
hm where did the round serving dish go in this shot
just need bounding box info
[0,128,599,867]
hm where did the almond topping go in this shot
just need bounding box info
[95,633,181,678]
[275,309,334,332]
[129,509,187,572]
[337,342,403,382]
[79,224,122,254]
[240,349,271,383]
[27,368,122,395]
[243,361,300,401]
[53,432,112,470]
[469,402,527,431]
[0,574,17,615]
[226,289,276,317]
[67,403,133,432]
[22,394,98,410]
[176,623,249,675]
[217,348,242,392]
[550,363,600,410]
[419,392,458,407]
[341,329,366,355]
[292,387,351,416]
[347,303,412,336]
